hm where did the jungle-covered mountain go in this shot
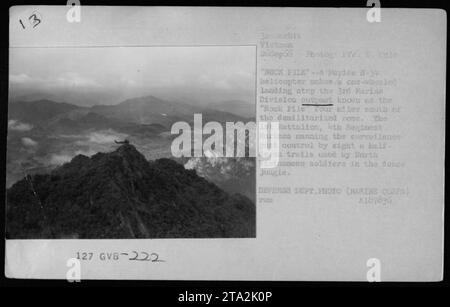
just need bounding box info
[6,144,256,239]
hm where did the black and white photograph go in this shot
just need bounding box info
[1,3,447,288]
[6,46,256,239]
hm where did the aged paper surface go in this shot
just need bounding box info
[6,6,446,281]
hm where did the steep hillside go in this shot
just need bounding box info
[8,100,83,124]
[6,145,255,239]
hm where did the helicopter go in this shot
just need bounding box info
[114,139,130,145]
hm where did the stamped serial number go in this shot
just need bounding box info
[76,251,165,262]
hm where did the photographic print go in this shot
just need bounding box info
[6,46,256,239]
[4,6,445,282]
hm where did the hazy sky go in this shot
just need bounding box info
[9,46,255,106]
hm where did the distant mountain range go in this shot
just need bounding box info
[6,95,256,211]
[9,95,254,126]
[8,99,82,125]
[6,144,255,239]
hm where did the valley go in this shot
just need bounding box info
[6,95,256,203]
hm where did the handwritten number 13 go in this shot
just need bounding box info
[19,12,41,29]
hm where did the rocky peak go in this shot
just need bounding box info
[6,145,255,239]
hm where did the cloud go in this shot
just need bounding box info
[55,72,101,88]
[49,148,98,166]
[84,130,128,145]
[9,46,255,106]
[49,154,72,165]
[21,137,38,147]
[8,119,33,131]
[9,73,33,84]
[120,76,138,87]
[74,149,97,156]
[10,72,100,89]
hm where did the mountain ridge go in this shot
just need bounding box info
[9,95,254,127]
[6,144,256,239]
